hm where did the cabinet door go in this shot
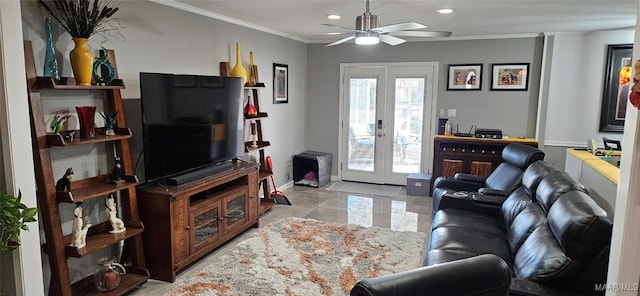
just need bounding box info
[172,197,191,264]
[191,199,223,254]
[223,188,249,233]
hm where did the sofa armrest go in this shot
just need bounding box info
[478,187,509,196]
[472,193,508,206]
[454,173,487,183]
[351,254,511,296]
[434,177,484,192]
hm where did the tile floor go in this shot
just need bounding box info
[129,181,433,295]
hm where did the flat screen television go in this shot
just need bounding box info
[139,72,244,184]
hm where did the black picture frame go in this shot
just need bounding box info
[273,63,288,104]
[490,63,530,91]
[599,44,632,133]
[447,64,482,90]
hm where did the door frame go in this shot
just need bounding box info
[337,62,439,184]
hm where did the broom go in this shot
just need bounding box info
[266,156,292,205]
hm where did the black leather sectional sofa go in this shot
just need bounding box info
[351,144,613,296]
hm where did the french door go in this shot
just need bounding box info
[339,62,438,185]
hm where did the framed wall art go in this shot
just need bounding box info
[447,64,482,90]
[273,63,288,104]
[599,44,632,133]
[491,63,530,91]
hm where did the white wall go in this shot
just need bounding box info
[543,31,634,148]
[20,0,307,291]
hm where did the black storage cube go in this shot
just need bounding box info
[293,151,332,187]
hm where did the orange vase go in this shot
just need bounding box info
[69,38,94,86]
[244,96,257,117]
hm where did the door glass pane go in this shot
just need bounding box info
[348,78,377,171]
[392,78,424,173]
[226,194,246,228]
[194,207,219,245]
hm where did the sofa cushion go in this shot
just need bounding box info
[501,187,535,228]
[536,171,586,213]
[547,191,612,262]
[521,160,558,197]
[513,224,576,282]
[507,203,547,255]
[429,226,512,267]
[484,162,525,194]
[432,208,505,238]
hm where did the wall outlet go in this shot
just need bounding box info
[447,109,457,117]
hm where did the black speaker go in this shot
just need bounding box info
[437,118,448,135]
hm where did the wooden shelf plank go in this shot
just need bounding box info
[61,221,145,258]
[71,266,149,296]
[245,141,270,152]
[47,128,132,147]
[36,76,125,89]
[56,175,138,203]
[244,83,266,88]
[259,170,273,181]
[244,112,268,120]
[260,198,276,214]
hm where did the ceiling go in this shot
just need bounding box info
[154,0,638,44]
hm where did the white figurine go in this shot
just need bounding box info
[106,194,126,234]
[70,205,91,248]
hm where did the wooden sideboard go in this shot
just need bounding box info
[136,160,259,282]
[432,135,538,194]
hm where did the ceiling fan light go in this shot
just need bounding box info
[355,31,379,45]
[436,8,454,14]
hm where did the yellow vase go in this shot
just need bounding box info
[230,42,247,86]
[70,38,94,86]
[247,51,257,87]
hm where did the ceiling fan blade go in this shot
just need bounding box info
[325,36,356,47]
[320,23,357,31]
[379,35,406,46]
[372,21,427,33]
[388,31,452,38]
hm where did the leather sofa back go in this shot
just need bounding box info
[503,172,612,292]
[501,143,546,169]
[536,171,587,212]
[501,161,558,227]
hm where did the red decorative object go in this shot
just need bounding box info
[244,96,257,117]
[75,106,96,138]
[630,91,640,109]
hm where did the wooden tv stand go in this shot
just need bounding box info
[136,160,260,282]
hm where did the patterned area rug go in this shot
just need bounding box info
[164,217,428,296]
[326,181,403,197]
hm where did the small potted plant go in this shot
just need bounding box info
[0,191,37,252]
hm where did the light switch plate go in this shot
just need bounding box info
[439,109,445,117]
[447,109,457,117]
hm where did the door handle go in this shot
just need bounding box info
[377,132,384,137]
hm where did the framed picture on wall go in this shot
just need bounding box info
[447,64,482,90]
[273,63,288,104]
[490,63,530,91]
[599,44,632,133]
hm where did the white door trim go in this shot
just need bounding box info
[337,62,439,184]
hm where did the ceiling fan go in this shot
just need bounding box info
[322,0,452,47]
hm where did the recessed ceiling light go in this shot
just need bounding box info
[436,8,454,14]
[327,14,341,20]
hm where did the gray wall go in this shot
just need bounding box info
[306,37,544,175]
[21,0,307,290]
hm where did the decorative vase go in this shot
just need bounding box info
[92,47,115,85]
[247,51,257,87]
[244,95,257,117]
[93,257,126,291]
[230,42,247,86]
[70,38,94,86]
[44,18,60,81]
[75,106,96,139]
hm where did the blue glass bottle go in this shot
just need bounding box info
[43,18,60,81]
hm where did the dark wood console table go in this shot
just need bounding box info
[136,160,259,282]
[432,135,538,194]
